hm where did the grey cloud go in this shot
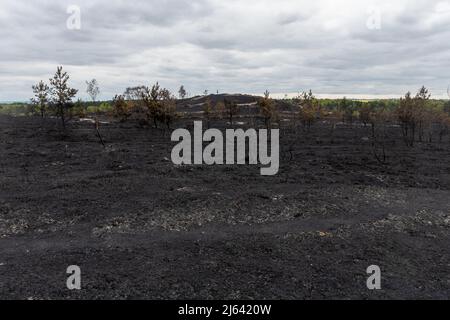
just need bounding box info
[1,0,450,101]
[277,12,308,25]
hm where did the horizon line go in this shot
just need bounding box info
[2,92,450,104]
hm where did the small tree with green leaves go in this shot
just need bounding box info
[338,97,355,124]
[397,92,415,146]
[112,94,131,122]
[258,90,277,129]
[178,85,187,99]
[359,103,372,127]
[443,100,450,114]
[203,97,213,128]
[72,98,86,118]
[86,79,100,103]
[149,83,163,127]
[31,80,49,118]
[415,86,431,142]
[296,90,322,131]
[370,106,392,164]
[136,83,161,128]
[224,99,239,126]
[123,85,146,117]
[159,88,178,129]
[397,87,431,146]
[131,83,178,129]
[214,100,225,120]
[49,66,78,129]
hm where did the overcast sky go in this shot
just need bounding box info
[1,0,450,101]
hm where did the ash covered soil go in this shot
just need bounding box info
[0,115,449,299]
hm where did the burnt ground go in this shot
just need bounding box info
[0,114,449,300]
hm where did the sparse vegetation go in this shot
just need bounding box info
[258,90,277,129]
[338,97,356,124]
[112,94,131,122]
[86,79,100,104]
[31,80,49,118]
[49,66,78,129]
[20,68,450,152]
[178,85,187,99]
[214,100,225,120]
[296,90,322,131]
[121,83,179,129]
[397,87,431,147]
[159,88,178,129]
[224,99,239,126]
[203,96,213,128]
